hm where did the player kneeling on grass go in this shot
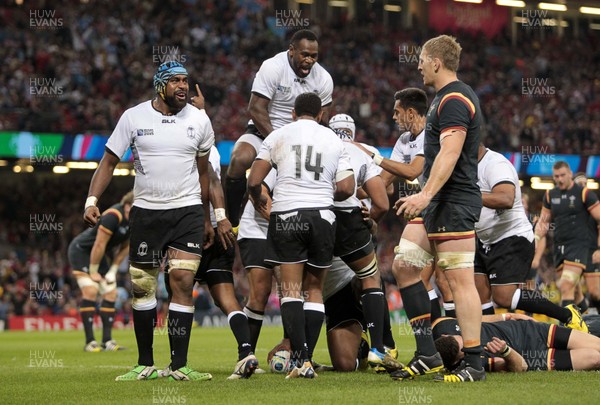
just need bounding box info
[266,257,399,373]
[69,191,132,352]
[433,314,600,373]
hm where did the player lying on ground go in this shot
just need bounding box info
[433,314,600,372]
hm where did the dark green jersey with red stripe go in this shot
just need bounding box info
[542,183,599,247]
[424,80,482,207]
[72,203,130,251]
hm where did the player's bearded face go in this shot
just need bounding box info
[164,75,188,110]
[290,39,318,78]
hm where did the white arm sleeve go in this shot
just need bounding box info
[105,112,133,158]
[251,59,281,100]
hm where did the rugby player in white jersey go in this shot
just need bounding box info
[238,169,277,355]
[226,29,334,228]
[475,144,587,331]
[328,113,399,370]
[247,93,355,379]
[84,61,214,382]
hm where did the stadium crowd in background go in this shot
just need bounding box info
[0,1,596,333]
[1,0,599,154]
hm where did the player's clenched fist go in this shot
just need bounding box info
[83,206,101,227]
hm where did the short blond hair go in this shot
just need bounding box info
[121,190,134,205]
[423,35,462,72]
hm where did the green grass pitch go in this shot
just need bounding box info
[0,325,597,404]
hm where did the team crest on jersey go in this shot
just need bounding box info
[136,129,154,137]
[357,164,367,187]
[276,85,291,94]
[427,103,437,117]
[187,126,197,140]
[137,242,148,257]
[569,195,576,208]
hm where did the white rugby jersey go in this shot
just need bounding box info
[208,145,220,228]
[390,130,425,183]
[256,119,353,213]
[238,169,276,241]
[334,142,381,210]
[250,51,333,131]
[106,101,214,210]
[359,143,381,210]
[475,149,533,245]
[323,256,355,302]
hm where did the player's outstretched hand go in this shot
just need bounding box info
[267,338,291,364]
[90,273,103,283]
[216,217,236,250]
[83,206,100,227]
[484,337,508,356]
[250,193,270,220]
[396,192,431,220]
[191,84,205,110]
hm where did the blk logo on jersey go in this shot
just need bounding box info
[187,242,201,249]
[162,119,175,124]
